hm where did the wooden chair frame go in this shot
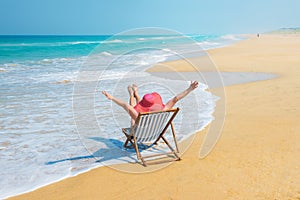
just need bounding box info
[122,108,181,166]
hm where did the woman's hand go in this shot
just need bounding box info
[189,81,199,90]
[102,91,113,100]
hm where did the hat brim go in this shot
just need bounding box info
[134,103,165,113]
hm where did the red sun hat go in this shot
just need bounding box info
[134,92,165,113]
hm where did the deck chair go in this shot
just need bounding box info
[122,107,181,166]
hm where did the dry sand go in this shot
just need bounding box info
[10,34,300,199]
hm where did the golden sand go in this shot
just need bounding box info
[10,34,300,199]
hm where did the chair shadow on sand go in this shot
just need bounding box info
[45,136,153,165]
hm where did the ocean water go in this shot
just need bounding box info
[0,34,243,198]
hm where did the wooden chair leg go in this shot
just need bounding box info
[170,123,179,153]
[122,128,134,148]
[132,136,147,166]
[124,138,130,147]
[161,136,180,160]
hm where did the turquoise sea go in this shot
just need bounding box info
[0,34,243,198]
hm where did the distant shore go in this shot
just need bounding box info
[267,27,300,34]
[10,34,300,199]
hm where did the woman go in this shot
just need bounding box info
[102,81,199,124]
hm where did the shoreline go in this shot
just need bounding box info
[149,71,277,88]
[9,34,300,199]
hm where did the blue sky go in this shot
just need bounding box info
[0,0,299,35]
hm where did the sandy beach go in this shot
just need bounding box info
[10,34,300,199]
